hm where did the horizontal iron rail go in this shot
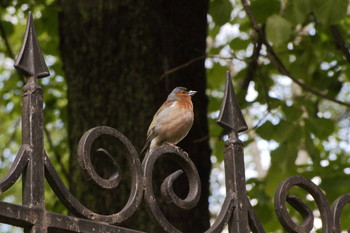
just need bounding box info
[0,201,144,233]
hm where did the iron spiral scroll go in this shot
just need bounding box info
[1,11,350,233]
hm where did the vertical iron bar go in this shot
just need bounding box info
[226,131,249,233]
[14,12,50,233]
[21,76,46,232]
[217,71,249,233]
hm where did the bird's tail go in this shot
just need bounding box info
[140,140,151,156]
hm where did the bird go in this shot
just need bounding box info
[140,87,197,156]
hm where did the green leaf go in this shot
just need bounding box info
[257,119,304,144]
[305,117,335,140]
[274,120,303,144]
[265,143,298,197]
[304,131,320,165]
[284,0,312,25]
[256,121,275,140]
[266,14,292,46]
[208,24,221,39]
[1,20,15,36]
[208,95,223,112]
[212,137,225,162]
[209,0,233,26]
[229,37,250,51]
[282,104,303,121]
[250,0,280,23]
[313,0,348,25]
[207,63,227,89]
[269,97,284,109]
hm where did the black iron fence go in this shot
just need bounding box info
[0,12,349,233]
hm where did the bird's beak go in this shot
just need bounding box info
[188,90,197,96]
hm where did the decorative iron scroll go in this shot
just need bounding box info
[0,11,350,233]
[274,176,332,233]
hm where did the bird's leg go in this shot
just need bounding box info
[164,142,178,149]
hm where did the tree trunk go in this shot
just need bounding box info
[58,0,210,232]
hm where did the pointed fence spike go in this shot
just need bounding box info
[14,12,49,79]
[217,71,248,133]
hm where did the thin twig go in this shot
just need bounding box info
[240,0,350,108]
[159,54,240,81]
[159,55,207,81]
[193,135,210,144]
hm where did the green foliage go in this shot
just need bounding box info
[207,0,350,231]
[313,0,348,25]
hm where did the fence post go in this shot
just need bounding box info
[14,12,50,233]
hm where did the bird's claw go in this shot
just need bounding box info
[164,143,189,156]
[174,145,189,157]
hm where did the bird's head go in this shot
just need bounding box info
[168,87,197,101]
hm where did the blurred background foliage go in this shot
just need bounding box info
[0,0,349,232]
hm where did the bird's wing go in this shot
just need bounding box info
[140,100,176,155]
[147,100,176,135]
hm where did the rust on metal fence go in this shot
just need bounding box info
[0,12,349,233]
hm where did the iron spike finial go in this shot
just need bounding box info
[217,71,248,133]
[14,12,49,79]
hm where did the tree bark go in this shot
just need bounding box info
[59,0,210,232]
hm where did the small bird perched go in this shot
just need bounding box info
[141,87,197,156]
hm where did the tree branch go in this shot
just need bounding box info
[330,25,350,63]
[240,33,263,90]
[240,0,350,108]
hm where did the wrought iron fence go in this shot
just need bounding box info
[0,12,349,233]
